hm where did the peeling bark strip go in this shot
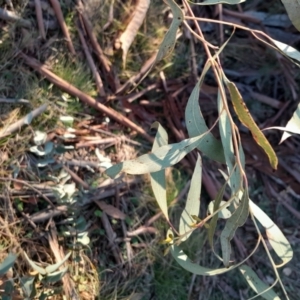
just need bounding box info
[20,53,154,143]
[117,0,150,65]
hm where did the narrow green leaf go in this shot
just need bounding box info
[185,74,225,163]
[189,0,245,4]
[281,0,300,32]
[208,182,227,251]
[220,189,249,267]
[24,252,46,275]
[44,266,69,283]
[250,200,293,266]
[20,276,36,298]
[185,30,235,164]
[106,134,205,178]
[45,252,71,274]
[179,153,202,241]
[217,89,243,197]
[150,122,169,221]
[156,0,183,63]
[0,253,17,276]
[239,265,280,300]
[223,76,278,170]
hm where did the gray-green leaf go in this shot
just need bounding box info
[179,153,202,241]
[150,122,169,221]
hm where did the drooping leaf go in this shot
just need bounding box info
[169,228,236,276]
[106,134,205,178]
[223,76,278,170]
[45,252,71,274]
[0,253,17,276]
[281,0,300,32]
[150,122,169,221]
[185,30,235,163]
[189,0,245,4]
[185,71,225,163]
[239,265,280,300]
[131,0,183,89]
[249,200,293,266]
[217,89,244,197]
[43,266,69,283]
[24,252,46,275]
[20,276,36,298]
[179,153,202,241]
[220,189,249,267]
[156,0,183,63]
[280,102,300,143]
[272,39,300,64]
[208,182,227,253]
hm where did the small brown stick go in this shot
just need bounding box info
[20,53,154,143]
[0,177,55,208]
[77,20,106,97]
[62,165,90,190]
[34,0,46,39]
[77,0,117,91]
[101,212,123,264]
[49,0,76,55]
[30,205,69,223]
[0,103,48,138]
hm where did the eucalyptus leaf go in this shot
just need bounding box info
[280,102,300,143]
[185,72,225,163]
[24,252,46,275]
[220,189,249,267]
[0,253,17,276]
[239,265,280,300]
[45,252,71,274]
[43,266,68,283]
[20,276,36,298]
[77,232,90,245]
[106,134,206,178]
[33,131,47,146]
[150,122,169,221]
[250,200,293,266]
[281,0,300,32]
[179,153,202,241]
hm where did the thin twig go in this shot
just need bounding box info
[0,103,48,138]
[0,177,55,208]
[20,53,154,143]
[76,20,106,96]
[49,0,76,55]
[34,0,46,39]
[77,0,117,91]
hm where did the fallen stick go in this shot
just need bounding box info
[34,0,46,39]
[77,0,118,91]
[49,0,76,55]
[20,53,154,143]
[0,103,48,138]
[77,21,106,96]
